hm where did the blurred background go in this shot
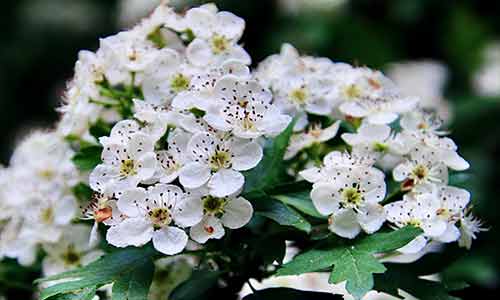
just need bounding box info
[1,0,499,298]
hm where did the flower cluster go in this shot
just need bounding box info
[0,131,103,276]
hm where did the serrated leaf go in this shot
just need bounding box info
[255,198,311,233]
[169,270,222,300]
[37,246,156,300]
[111,258,154,300]
[277,227,422,299]
[46,287,96,300]
[273,191,325,219]
[243,118,295,195]
[242,287,343,300]
[72,145,103,171]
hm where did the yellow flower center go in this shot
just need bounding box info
[170,73,190,93]
[289,87,308,105]
[150,208,172,229]
[202,195,227,218]
[211,35,229,54]
[344,84,361,99]
[40,207,54,224]
[341,186,363,207]
[120,159,136,177]
[373,142,389,153]
[411,164,428,182]
[209,150,232,171]
[61,245,81,266]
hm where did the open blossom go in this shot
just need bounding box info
[301,151,386,238]
[189,189,253,243]
[90,131,157,195]
[458,212,487,250]
[204,75,292,139]
[154,128,191,184]
[108,184,202,254]
[285,121,341,160]
[180,132,262,197]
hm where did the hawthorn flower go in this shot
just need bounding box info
[42,224,104,276]
[108,184,202,255]
[392,147,448,191]
[342,123,412,169]
[458,211,487,250]
[90,132,157,194]
[303,152,387,238]
[204,75,291,138]
[154,128,191,184]
[184,6,251,66]
[285,121,341,160]
[81,193,123,247]
[190,190,253,243]
[179,132,262,197]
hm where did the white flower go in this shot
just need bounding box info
[458,212,487,250]
[342,123,412,169]
[190,191,253,243]
[132,100,170,141]
[108,184,202,255]
[306,153,387,238]
[155,128,191,184]
[204,75,291,138]
[432,185,471,244]
[90,132,157,194]
[184,6,251,66]
[392,147,448,191]
[410,133,470,171]
[42,224,104,276]
[285,121,341,160]
[179,132,262,197]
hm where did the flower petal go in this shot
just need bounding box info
[106,218,153,247]
[208,169,244,197]
[221,197,253,229]
[152,226,188,255]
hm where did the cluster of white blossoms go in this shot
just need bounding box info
[0,2,485,290]
[0,131,103,276]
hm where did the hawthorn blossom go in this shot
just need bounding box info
[179,132,262,197]
[108,184,202,254]
[285,121,341,160]
[154,128,191,184]
[190,189,253,243]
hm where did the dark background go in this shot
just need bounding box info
[1,0,499,298]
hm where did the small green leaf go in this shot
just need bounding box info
[242,288,342,300]
[273,191,325,219]
[356,226,422,254]
[89,120,112,140]
[111,258,154,300]
[46,287,96,300]
[255,198,311,233]
[243,118,295,195]
[37,246,156,300]
[169,270,222,300]
[276,249,337,276]
[72,183,94,202]
[72,145,103,171]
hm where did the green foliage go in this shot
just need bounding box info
[254,197,312,233]
[243,118,296,195]
[72,145,103,171]
[242,287,342,300]
[277,226,422,299]
[47,287,97,300]
[37,246,156,300]
[273,191,325,219]
[71,182,94,202]
[89,119,112,141]
[169,270,222,300]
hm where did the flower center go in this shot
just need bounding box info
[170,73,190,93]
[340,186,363,207]
[209,150,232,171]
[407,219,422,228]
[149,208,172,229]
[344,84,361,99]
[241,115,256,131]
[40,207,54,224]
[211,35,229,54]
[120,159,136,177]
[373,142,389,153]
[61,245,81,266]
[202,195,227,218]
[38,169,55,179]
[289,87,308,105]
[411,164,428,182]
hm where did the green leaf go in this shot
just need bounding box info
[111,258,154,300]
[72,183,94,202]
[255,198,311,233]
[169,270,222,300]
[89,120,112,140]
[47,287,96,300]
[72,145,103,171]
[277,227,422,299]
[243,118,295,195]
[37,246,156,300]
[242,288,342,300]
[273,191,325,219]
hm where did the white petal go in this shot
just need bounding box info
[392,161,412,182]
[366,112,398,125]
[152,226,188,255]
[128,133,154,158]
[174,195,204,227]
[441,150,470,171]
[421,219,448,238]
[117,187,146,217]
[221,197,253,229]
[214,11,245,40]
[310,183,340,216]
[89,164,118,193]
[208,169,244,197]
[106,218,153,247]
[357,203,385,234]
[328,208,361,239]
[436,223,460,243]
[231,140,263,171]
[89,222,100,248]
[298,167,323,183]
[179,162,211,189]
[136,152,157,183]
[186,38,213,66]
[54,196,77,225]
[398,235,428,254]
[189,216,225,244]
